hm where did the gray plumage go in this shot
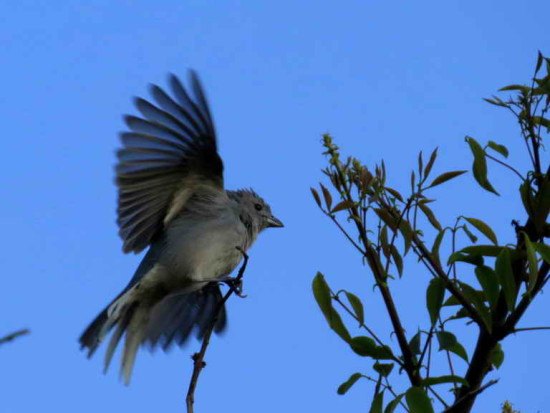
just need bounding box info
[79,72,283,384]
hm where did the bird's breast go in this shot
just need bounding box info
[162,212,249,282]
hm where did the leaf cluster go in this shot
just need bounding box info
[311,53,550,412]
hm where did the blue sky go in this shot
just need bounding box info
[1,1,549,411]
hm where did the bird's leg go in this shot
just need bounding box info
[223,277,247,298]
[221,247,249,298]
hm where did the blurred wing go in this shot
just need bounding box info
[116,71,224,253]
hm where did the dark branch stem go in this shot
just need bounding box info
[185,249,249,413]
[334,166,422,386]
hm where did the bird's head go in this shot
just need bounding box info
[231,189,284,232]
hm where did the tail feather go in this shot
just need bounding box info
[79,308,111,358]
[79,283,227,384]
[104,303,136,373]
[122,305,149,385]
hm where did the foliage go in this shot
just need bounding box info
[311,53,550,412]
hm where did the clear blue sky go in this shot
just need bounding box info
[1,1,549,411]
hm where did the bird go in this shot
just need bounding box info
[79,71,283,384]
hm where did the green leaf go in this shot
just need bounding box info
[313,272,332,319]
[427,170,467,188]
[389,245,404,277]
[437,331,468,362]
[384,394,404,413]
[426,278,446,326]
[409,331,421,356]
[350,336,378,357]
[331,200,354,213]
[536,51,544,74]
[374,208,397,232]
[483,97,508,108]
[398,218,414,254]
[520,180,534,218]
[533,116,550,129]
[448,252,484,266]
[405,387,434,413]
[462,224,478,243]
[312,273,351,342]
[320,184,333,210]
[385,187,404,202]
[535,243,550,265]
[337,372,362,395]
[443,295,460,306]
[373,362,394,377]
[460,245,503,257]
[487,140,509,158]
[423,148,438,181]
[418,151,424,181]
[495,249,517,311]
[499,84,530,92]
[350,337,394,359]
[465,136,499,195]
[458,281,492,331]
[345,292,364,326]
[369,391,384,413]
[380,225,389,247]
[445,307,470,322]
[419,203,442,231]
[491,343,504,369]
[475,266,499,310]
[310,187,322,208]
[431,229,446,266]
[464,217,498,245]
[523,233,538,293]
[423,375,468,386]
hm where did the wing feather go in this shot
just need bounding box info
[116,71,223,253]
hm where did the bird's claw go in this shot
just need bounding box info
[223,277,247,298]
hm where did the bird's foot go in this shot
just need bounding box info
[223,277,247,298]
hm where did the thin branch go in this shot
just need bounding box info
[332,296,385,347]
[418,324,435,368]
[409,230,488,332]
[360,375,410,412]
[418,326,435,369]
[332,293,404,368]
[513,326,550,333]
[444,379,499,413]
[485,153,525,180]
[428,386,449,409]
[186,249,249,413]
[0,329,30,346]
[327,213,367,256]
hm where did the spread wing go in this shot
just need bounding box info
[116,71,224,253]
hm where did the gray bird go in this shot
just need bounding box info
[79,71,283,384]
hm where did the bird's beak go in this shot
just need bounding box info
[266,215,284,228]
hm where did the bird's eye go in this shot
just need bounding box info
[254,203,263,211]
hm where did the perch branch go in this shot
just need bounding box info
[185,248,249,413]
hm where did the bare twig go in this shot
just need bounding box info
[0,329,30,346]
[485,153,525,181]
[444,379,499,413]
[185,249,249,413]
[513,326,550,333]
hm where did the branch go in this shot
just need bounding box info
[0,329,30,346]
[409,230,488,332]
[186,249,249,413]
[444,379,499,413]
[332,166,422,386]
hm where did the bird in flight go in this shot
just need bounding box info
[80,72,283,384]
